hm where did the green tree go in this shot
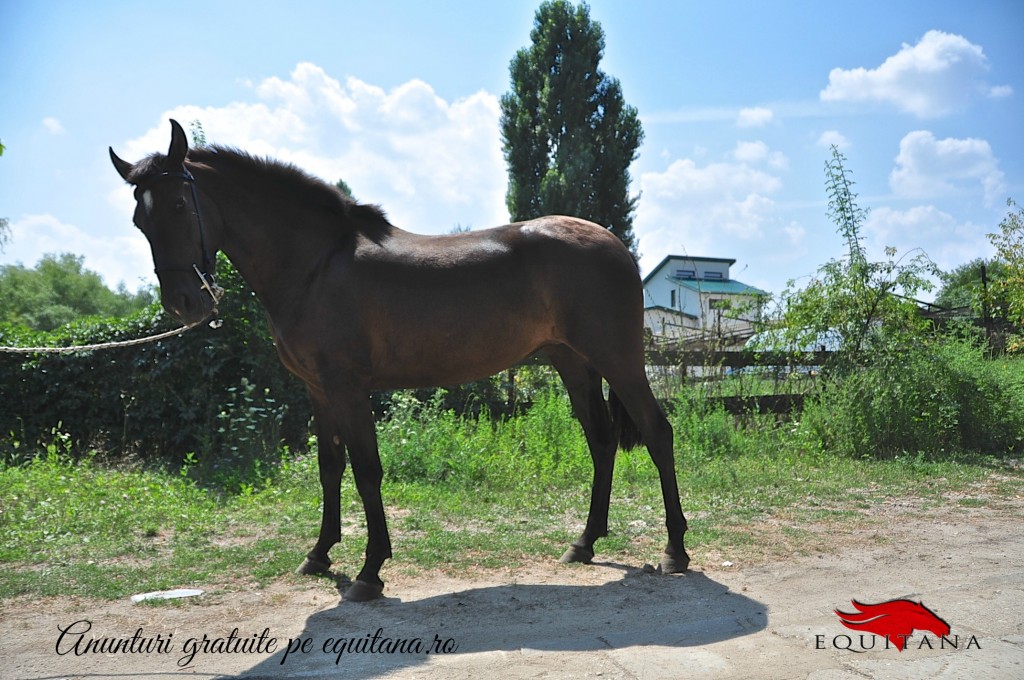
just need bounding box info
[500,0,643,256]
[0,253,155,331]
[935,258,1011,317]
[825,148,868,268]
[334,179,354,200]
[777,147,935,368]
[987,198,1024,351]
[189,120,207,148]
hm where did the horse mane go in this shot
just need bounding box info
[203,147,392,229]
[132,146,393,238]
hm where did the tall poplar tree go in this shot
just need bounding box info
[500,0,643,257]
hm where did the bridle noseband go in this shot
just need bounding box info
[140,168,223,308]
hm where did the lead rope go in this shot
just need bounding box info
[0,267,223,355]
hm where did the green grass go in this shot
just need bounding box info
[2,388,1021,602]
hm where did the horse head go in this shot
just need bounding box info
[110,119,220,325]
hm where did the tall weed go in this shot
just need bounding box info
[800,334,1024,458]
[376,389,590,489]
[668,389,746,460]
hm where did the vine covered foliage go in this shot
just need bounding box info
[0,255,311,465]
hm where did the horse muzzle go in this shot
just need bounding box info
[163,288,216,326]
[158,266,222,325]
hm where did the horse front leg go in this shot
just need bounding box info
[296,394,346,576]
[334,391,392,602]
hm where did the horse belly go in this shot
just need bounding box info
[369,305,553,390]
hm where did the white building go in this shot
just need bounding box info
[642,255,767,344]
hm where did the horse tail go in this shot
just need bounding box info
[608,390,643,450]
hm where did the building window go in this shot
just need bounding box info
[675,268,696,279]
[670,289,677,308]
[704,271,724,280]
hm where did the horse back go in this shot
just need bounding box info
[300,216,642,390]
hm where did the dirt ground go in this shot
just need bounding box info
[3,497,1023,680]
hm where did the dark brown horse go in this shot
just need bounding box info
[110,120,689,601]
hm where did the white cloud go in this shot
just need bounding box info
[114,63,508,235]
[733,141,769,164]
[865,205,993,271]
[820,30,1009,117]
[817,130,850,150]
[635,152,785,272]
[733,141,789,170]
[890,130,1005,206]
[783,222,807,247]
[736,107,773,127]
[42,117,64,135]
[989,84,1014,99]
[6,213,154,289]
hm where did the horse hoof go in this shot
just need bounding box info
[344,580,384,602]
[660,550,690,574]
[559,545,595,564]
[296,555,331,576]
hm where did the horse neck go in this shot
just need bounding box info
[191,162,351,318]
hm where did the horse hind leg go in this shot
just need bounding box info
[603,369,690,574]
[546,347,617,565]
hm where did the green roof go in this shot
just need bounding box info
[670,278,767,296]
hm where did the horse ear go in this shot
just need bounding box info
[109,147,134,183]
[167,119,189,167]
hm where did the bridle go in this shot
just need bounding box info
[0,167,224,354]
[139,168,223,308]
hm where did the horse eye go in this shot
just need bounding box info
[175,197,187,211]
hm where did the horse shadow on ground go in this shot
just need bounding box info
[234,562,767,679]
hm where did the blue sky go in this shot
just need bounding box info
[2,0,1021,301]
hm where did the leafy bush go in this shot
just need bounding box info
[0,255,311,466]
[754,148,1024,458]
[986,199,1024,352]
[800,333,1024,458]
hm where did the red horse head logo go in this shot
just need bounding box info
[835,599,950,651]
